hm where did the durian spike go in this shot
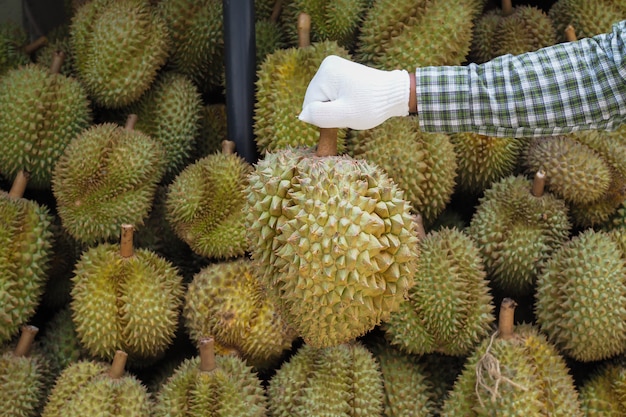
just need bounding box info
[13,325,39,357]
[8,170,30,199]
[49,51,65,75]
[498,298,517,340]
[501,0,513,16]
[199,337,217,372]
[317,128,338,157]
[120,224,135,258]
[531,170,546,197]
[125,114,138,131]
[270,0,283,23]
[414,213,427,240]
[297,12,311,48]
[222,140,236,155]
[23,35,48,54]
[565,25,577,42]
[109,350,128,379]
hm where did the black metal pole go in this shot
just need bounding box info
[223,0,258,164]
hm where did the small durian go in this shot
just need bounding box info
[70,224,184,364]
[0,21,31,75]
[440,298,584,416]
[35,27,75,76]
[52,116,166,245]
[42,350,152,417]
[267,341,384,416]
[184,258,298,369]
[166,141,252,260]
[70,0,170,108]
[578,359,626,415]
[549,0,626,42]
[153,338,268,417]
[193,102,228,161]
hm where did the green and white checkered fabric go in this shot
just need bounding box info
[416,20,626,137]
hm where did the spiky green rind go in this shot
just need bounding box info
[157,0,224,93]
[183,259,298,369]
[267,342,384,417]
[604,197,626,231]
[579,361,626,416]
[549,0,626,42]
[35,36,75,76]
[451,132,525,196]
[255,0,277,20]
[524,135,611,204]
[0,345,48,417]
[384,227,494,356]
[572,129,626,179]
[469,10,501,64]
[70,243,184,362]
[468,175,571,295]
[535,229,626,362]
[254,41,350,154]
[281,0,369,49]
[368,342,437,417]
[0,21,30,75]
[153,355,268,417]
[0,194,54,344]
[194,103,227,161]
[274,155,420,347]
[166,153,251,259]
[52,123,166,245]
[42,360,152,417]
[569,173,626,228]
[441,324,583,416]
[71,0,169,108]
[255,19,286,68]
[40,307,87,380]
[494,6,557,57]
[349,117,457,225]
[0,64,92,189]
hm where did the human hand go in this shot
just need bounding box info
[298,55,411,130]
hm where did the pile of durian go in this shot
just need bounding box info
[1,0,626,416]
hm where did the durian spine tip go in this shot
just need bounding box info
[498,298,517,340]
[199,337,217,372]
[8,170,30,199]
[109,350,128,379]
[14,325,39,357]
[531,170,546,197]
[120,224,135,258]
[24,35,48,54]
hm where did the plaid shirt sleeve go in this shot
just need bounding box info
[415,20,626,137]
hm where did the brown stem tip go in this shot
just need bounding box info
[316,128,338,157]
[199,337,217,372]
[109,350,128,379]
[498,298,517,340]
[120,224,135,258]
[14,325,39,357]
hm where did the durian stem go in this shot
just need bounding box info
[14,325,38,357]
[8,170,30,199]
[565,25,577,42]
[414,213,427,240]
[297,12,311,48]
[49,51,65,75]
[199,337,217,372]
[316,128,338,157]
[498,298,517,340]
[109,350,128,379]
[23,35,48,54]
[222,140,236,155]
[501,0,513,16]
[125,114,138,131]
[120,224,135,258]
[270,0,283,23]
[531,170,546,197]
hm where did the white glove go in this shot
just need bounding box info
[298,55,411,130]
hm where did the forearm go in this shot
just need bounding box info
[416,20,626,137]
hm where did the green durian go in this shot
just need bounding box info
[0,172,54,344]
[35,30,75,77]
[535,229,626,362]
[153,338,268,417]
[52,120,166,245]
[193,103,228,161]
[0,21,30,75]
[166,145,251,260]
[468,174,571,295]
[70,0,170,108]
[349,117,457,225]
[0,57,92,189]
[70,225,184,364]
[549,0,626,42]
[267,341,384,416]
[440,299,584,416]
[255,19,286,68]
[183,258,298,369]
[578,359,626,415]
[384,227,495,357]
[42,351,152,417]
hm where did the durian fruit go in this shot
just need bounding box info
[383,226,494,357]
[349,116,457,226]
[440,298,584,416]
[549,0,626,42]
[52,116,166,245]
[535,228,626,362]
[70,224,184,364]
[0,21,31,75]
[469,0,557,63]
[166,141,252,260]
[183,258,298,369]
[245,130,420,348]
[70,0,170,108]
[0,53,92,189]
[467,173,571,296]
[0,171,54,344]
[254,12,351,154]
[255,14,286,69]
[153,337,268,417]
[267,341,384,416]
[42,350,152,417]
[356,0,486,70]
[450,132,526,196]
[194,103,228,161]
[578,359,626,415]
[35,26,75,76]
[156,0,224,93]
[0,326,50,417]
